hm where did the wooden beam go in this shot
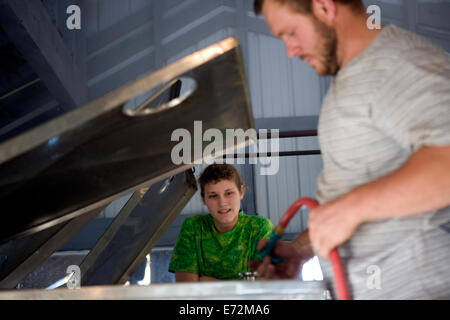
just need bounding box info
[0,0,87,109]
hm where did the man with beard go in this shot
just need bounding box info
[249,0,450,299]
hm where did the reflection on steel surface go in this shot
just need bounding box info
[0,280,330,300]
[80,170,197,286]
[0,205,106,289]
[0,37,253,243]
[46,270,75,290]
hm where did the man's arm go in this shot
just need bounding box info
[291,229,314,260]
[309,145,450,258]
[249,229,314,279]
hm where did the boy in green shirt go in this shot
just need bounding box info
[169,164,273,281]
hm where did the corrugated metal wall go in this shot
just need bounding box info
[81,0,450,239]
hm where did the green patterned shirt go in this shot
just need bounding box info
[168,211,273,280]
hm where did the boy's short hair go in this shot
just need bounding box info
[199,164,245,198]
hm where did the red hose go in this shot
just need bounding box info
[279,197,351,300]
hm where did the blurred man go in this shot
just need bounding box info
[251,0,450,299]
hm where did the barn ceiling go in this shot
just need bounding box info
[0,0,85,144]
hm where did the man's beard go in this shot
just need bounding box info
[309,17,339,76]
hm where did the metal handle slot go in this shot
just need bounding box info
[122,76,197,117]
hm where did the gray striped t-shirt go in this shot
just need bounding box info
[316,25,450,299]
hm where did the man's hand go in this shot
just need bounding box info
[308,197,362,259]
[248,233,314,280]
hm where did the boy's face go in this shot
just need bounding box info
[203,179,244,232]
[262,0,339,76]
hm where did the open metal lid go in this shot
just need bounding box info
[0,37,255,243]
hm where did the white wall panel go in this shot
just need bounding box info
[83,0,99,37]
[248,33,294,118]
[255,155,302,233]
[247,32,264,118]
[166,28,235,64]
[291,60,323,116]
[416,1,450,52]
[97,0,132,32]
[130,0,150,13]
[162,0,222,41]
[253,136,322,231]
[248,32,324,118]
[87,23,154,81]
[164,0,197,15]
[86,1,234,99]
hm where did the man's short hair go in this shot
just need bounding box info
[254,0,365,15]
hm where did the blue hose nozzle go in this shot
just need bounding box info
[257,231,284,264]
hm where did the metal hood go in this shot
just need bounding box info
[0,37,254,243]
